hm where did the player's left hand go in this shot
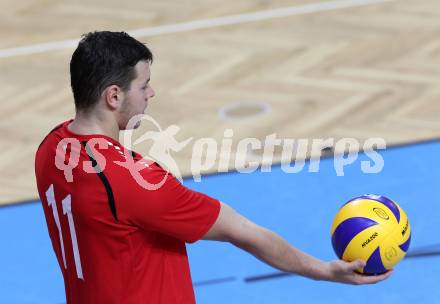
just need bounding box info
[325,259,393,285]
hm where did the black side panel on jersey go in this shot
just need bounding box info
[82,141,118,221]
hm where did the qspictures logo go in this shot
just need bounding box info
[55,114,387,190]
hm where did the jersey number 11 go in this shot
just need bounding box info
[45,184,84,280]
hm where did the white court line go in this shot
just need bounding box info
[0,0,394,59]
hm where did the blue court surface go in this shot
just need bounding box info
[1,140,439,303]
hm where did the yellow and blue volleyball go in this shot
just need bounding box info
[330,194,411,275]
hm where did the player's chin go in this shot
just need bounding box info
[121,117,143,130]
[129,120,142,130]
[135,121,142,129]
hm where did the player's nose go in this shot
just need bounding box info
[148,86,155,99]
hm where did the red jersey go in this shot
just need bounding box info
[35,120,220,304]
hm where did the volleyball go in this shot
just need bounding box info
[331,194,411,275]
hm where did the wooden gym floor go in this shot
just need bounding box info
[0,0,439,205]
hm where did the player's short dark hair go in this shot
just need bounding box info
[70,31,153,112]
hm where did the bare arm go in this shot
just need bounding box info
[203,202,392,285]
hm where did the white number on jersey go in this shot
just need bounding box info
[45,184,84,280]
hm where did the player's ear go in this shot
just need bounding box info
[103,85,123,110]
